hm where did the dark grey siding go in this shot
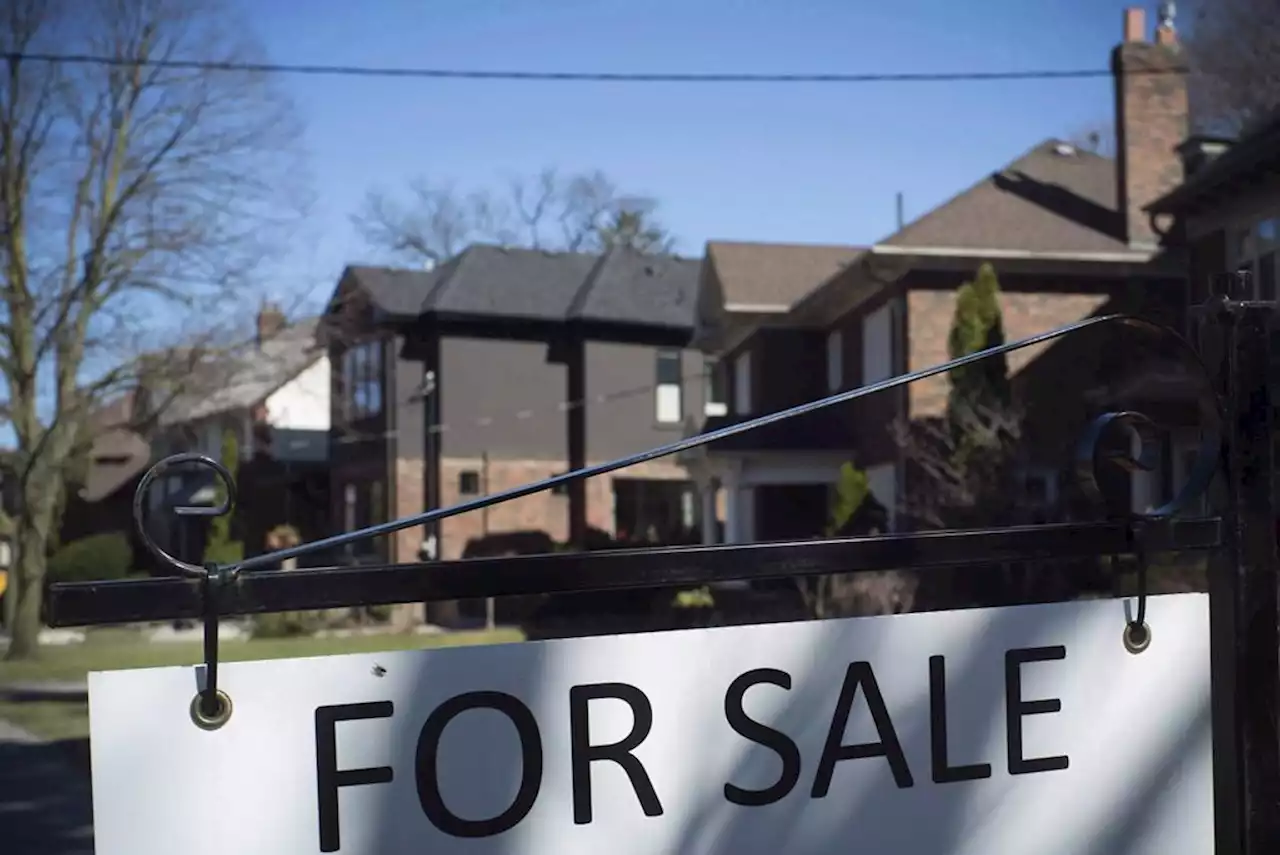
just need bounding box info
[434,337,706,462]
[392,336,425,462]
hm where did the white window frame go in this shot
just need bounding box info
[703,359,727,417]
[826,329,843,392]
[733,350,752,415]
[654,349,683,424]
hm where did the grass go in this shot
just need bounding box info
[0,626,524,742]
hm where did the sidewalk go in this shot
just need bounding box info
[0,718,94,854]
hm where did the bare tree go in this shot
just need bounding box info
[0,0,306,659]
[354,167,676,265]
[1184,0,1280,134]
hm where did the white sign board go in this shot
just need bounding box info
[89,593,1214,855]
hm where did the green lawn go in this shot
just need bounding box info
[0,626,524,741]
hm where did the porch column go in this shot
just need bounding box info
[723,464,754,545]
[700,478,719,545]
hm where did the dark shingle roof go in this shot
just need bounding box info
[882,139,1131,255]
[343,244,702,334]
[159,317,324,425]
[704,241,864,310]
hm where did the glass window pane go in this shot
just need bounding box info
[655,349,682,385]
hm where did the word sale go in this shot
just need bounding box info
[314,645,1069,852]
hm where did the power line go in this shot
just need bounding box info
[1,51,1181,84]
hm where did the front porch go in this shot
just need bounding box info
[685,449,900,547]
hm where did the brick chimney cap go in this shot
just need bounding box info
[1123,7,1146,43]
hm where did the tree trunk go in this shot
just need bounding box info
[4,485,58,660]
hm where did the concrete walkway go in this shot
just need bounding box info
[0,719,94,854]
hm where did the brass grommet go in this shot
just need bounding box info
[1123,621,1152,655]
[189,689,233,730]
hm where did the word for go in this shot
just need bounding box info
[315,645,1068,852]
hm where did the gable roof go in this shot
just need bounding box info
[881,139,1132,256]
[341,245,703,337]
[704,241,865,311]
[159,316,324,426]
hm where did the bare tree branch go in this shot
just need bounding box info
[1185,0,1280,134]
[0,0,308,659]
[353,167,677,265]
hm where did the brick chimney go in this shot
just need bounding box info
[256,302,287,345]
[1112,5,1189,249]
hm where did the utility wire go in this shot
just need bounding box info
[2,51,1182,84]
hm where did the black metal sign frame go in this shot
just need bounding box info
[41,290,1280,853]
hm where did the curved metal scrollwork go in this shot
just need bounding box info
[1072,320,1222,521]
[133,451,238,578]
[131,312,1223,580]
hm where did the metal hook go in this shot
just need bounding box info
[1123,524,1152,655]
[133,452,238,578]
[190,563,233,730]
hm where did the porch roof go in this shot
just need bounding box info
[1147,108,1280,216]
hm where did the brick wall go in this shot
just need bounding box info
[393,456,692,562]
[906,290,1110,417]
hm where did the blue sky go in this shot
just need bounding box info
[245,0,1143,312]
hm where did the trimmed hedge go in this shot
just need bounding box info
[48,531,133,584]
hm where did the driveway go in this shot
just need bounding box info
[0,719,94,854]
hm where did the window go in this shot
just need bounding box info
[703,360,727,417]
[733,350,752,415]
[1230,218,1280,301]
[826,329,843,392]
[862,301,895,385]
[654,349,683,424]
[458,470,480,496]
[342,339,384,420]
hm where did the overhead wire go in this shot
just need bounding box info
[1,51,1184,84]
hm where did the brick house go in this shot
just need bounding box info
[321,244,713,578]
[685,5,1199,541]
[1147,109,1280,304]
[60,306,332,569]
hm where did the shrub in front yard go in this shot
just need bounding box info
[47,531,133,583]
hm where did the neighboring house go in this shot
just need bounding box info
[321,244,710,570]
[65,305,332,568]
[1147,109,1280,305]
[1139,106,1280,515]
[686,5,1196,541]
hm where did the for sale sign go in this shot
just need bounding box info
[88,594,1213,855]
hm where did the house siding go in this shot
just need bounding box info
[380,334,702,563]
